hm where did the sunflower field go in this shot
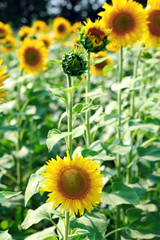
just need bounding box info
[0,0,160,239]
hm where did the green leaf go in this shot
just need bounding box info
[46,129,72,152]
[107,144,131,155]
[73,103,99,114]
[24,227,56,240]
[128,119,159,133]
[104,114,122,121]
[103,65,114,76]
[47,59,62,66]
[102,180,139,207]
[0,191,21,204]
[92,57,108,65]
[127,208,160,239]
[70,210,108,240]
[43,237,58,240]
[137,143,160,161]
[51,88,68,103]
[25,167,45,206]
[21,203,53,229]
[81,149,114,161]
[0,125,18,132]
[0,154,14,169]
[0,231,12,240]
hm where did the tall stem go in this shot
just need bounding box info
[65,74,73,240]
[115,46,123,240]
[85,51,91,147]
[128,50,141,183]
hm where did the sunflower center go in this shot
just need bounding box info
[5,41,12,49]
[25,48,40,65]
[95,60,107,70]
[59,167,90,199]
[0,28,5,38]
[148,10,160,36]
[112,12,135,35]
[88,27,104,37]
[58,24,66,33]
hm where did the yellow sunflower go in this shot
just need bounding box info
[0,22,10,39]
[18,26,32,40]
[2,35,16,53]
[99,0,147,47]
[16,38,49,75]
[91,51,113,76]
[71,22,81,34]
[84,18,110,48]
[106,41,120,52]
[144,0,160,48]
[41,152,104,216]
[0,59,8,102]
[53,17,71,40]
[38,34,52,48]
[32,20,48,34]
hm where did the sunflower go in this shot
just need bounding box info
[0,59,8,102]
[71,22,81,34]
[144,0,160,48]
[79,18,110,53]
[32,20,48,34]
[16,38,49,75]
[91,51,113,76]
[2,35,16,53]
[53,17,71,40]
[41,152,104,216]
[38,34,52,48]
[99,0,147,47]
[0,22,10,39]
[106,41,119,52]
[18,26,32,40]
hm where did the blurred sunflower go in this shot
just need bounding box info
[41,152,104,216]
[71,22,81,34]
[79,18,110,52]
[106,42,119,52]
[144,0,160,48]
[32,20,48,34]
[53,17,71,39]
[17,38,48,75]
[99,0,147,47]
[18,26,32,40]
[2,35,16,53]
[0,22,10,39]
[0,59,8,102]
[38,34,52,48]
[91,51,113,76]
[72,36,82,50]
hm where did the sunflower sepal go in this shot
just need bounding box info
[62,50,87,77]
[79,30,110,53]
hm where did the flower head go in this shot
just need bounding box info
[99,0,147,47]
[38,34,52,48]
[41,152,104,216]
[79,18,110,53]
[2,35,16,53]
[32,20,48,34]
[144,0,160,48]
[0,22,11,39]
[0,59,8,102]
[53,17,71,40]
[62,51,87,77]
[91,51,113,76]
[18,26,32,40]
[16,38,49,75]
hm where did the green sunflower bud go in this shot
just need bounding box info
[79,31,110,53]
[62,52,87,77]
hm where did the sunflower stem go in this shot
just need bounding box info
[85,51,91,147]
[115,46,123,240]
[128,49,141,184]
[65,211,70,240]
[67,74,73,157]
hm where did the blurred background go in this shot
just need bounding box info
[0,0,147,30]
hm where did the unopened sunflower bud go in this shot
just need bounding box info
[62,52,87,77]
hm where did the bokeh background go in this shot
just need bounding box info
[0,0,147,30]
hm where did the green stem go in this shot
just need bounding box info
[48,219,64,239]
[65,211,70,240]
[67,74,72,157]
[105,227,127,238]
[128,49,141,183]
[85,51,91,147]
[116,46,123,240]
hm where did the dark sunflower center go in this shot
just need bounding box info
[88,27,104,37]
[0,28,5,38]
[113,12,135,34]
[5,41,12,48]
[25,48,40,65]
[58,24,66,33]
[43,40,49,48]
[59,167,90,199]
[95,59,107,70]
[148,10,160,36]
